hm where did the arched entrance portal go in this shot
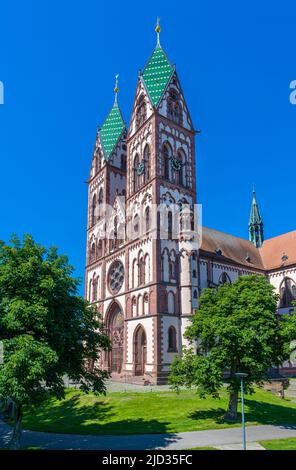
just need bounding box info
[134,326,147,376]
[107,303,124,374]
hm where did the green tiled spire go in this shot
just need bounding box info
[249,189,264,248]
[99,77,125,161]
[99,103,125,160]
[142,45,174,107]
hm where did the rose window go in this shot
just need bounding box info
[108,260,124,294]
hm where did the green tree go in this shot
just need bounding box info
[169,275,296,421]
[0,235,110,448]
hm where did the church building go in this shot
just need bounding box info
[85,22,296,384]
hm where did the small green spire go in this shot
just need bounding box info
[249,188,264,248]
[98,78,125,161]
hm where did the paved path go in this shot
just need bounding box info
[1,419,296,450]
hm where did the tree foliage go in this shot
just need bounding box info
[0,234,110,447]
[169,275,296,420]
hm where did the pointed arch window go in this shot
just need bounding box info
[167,211,173,240]
[177,149,186,187]
[167,291,176,314]
[90,242,96,263]
[136,94,147,129]
[145,206,151,233]
[161,255,164,281]
[143,293,149,315]
[133,154,140,193]
[143,144,150,183]
[113,216,118,250]
[168,326,177,352]
[169,261,175,280]
[92,274,98,302]
[167,89,183,126]
[132,258,137,288]
[132,297,137,317]
[138,252,145,286]
[163,143,171,181]
[121,154,126,170]
[133,213,140,238]
[219,272,232,285]
[280,278,296,308]
[91,194,97,226]
[97,239,103,258]
[98,188,103,220]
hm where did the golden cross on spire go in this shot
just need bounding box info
[155,17,161,47]
[114,74,119,104]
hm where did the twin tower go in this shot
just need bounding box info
[85,24,199,383]
[84,23,264,383]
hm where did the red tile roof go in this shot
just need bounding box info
[259,231,296,271]
[200,227,296,272]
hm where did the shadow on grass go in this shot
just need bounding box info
[188,399,296,428]
[23,396,178,450]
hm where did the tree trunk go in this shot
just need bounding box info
[10,403,22,450]
[225,389,239,421]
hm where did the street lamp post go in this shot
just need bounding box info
[235,372,248,450]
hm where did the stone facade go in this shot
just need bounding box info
[84,33,296,384]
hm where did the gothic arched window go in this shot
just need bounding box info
[168,326,177,352]
[167,291,176,314]
[280,278,296,308]
[143,144,150,183]
[145,206,150,233]
[98,188,103,220]
[121,154,126,170]
[177,149,186,187]
[219,272,232,285]
[133,154,140,193]
[109,216,118,252]
[163,143,171,181]
[167,89,183,126]
[143,293,149,315]
[90,242,96,263]
[132,258,137,288]
[169,260,175,280]
[92,275,98,302]
[144,253,150,284]
[91,194,97,226]
[97,239,103,258]
[136,95,147,129]
[167,211,173,240]
[132,297,137,317]
[92,274,98,302]
[138,252,145,286]
[133,213,140,237]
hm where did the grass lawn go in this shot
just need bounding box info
[19,387,296,436]
[260,438,296,450]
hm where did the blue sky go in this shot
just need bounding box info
[0,0,295,291]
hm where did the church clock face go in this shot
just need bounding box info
[136,161,145,176]
[171,157,182,171]
[108,260,124,294]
